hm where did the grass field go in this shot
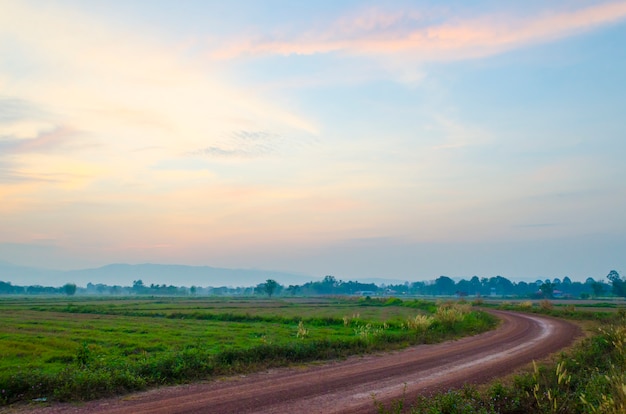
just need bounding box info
[0,296,496,405]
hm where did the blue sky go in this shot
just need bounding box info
[1,0,625,282]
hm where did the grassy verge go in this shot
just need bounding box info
[0,297,496,405]
[377,303,626,414]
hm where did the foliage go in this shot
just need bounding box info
[539,300,554,311]
[264,279,279,298]
[63,283,77,296]
[607,270,626,298]
[296,320,309,339]
[2,269,621,298]
[540,282,555,298]
[405,314,433,331]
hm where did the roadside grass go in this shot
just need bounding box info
[0,297,496,406]
[377,302,626,414]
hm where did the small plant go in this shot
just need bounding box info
[472,297,484,306]
[296,321,309,339]
[580,325,626,413]
[519,301,533,310]
[75,342,92,367]
[532,360,572,413]
[384,297,403,306]
[406,315,433,331]
[540,300,554,311]
[434,303,469,325]
[563,305,576,313]
[353,322,386,342]
[354,323,372,340]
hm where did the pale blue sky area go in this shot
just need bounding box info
[1,0,625,283]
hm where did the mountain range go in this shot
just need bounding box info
[0,261,323,288]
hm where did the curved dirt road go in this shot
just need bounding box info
[20,310,580,414]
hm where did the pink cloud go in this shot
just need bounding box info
[5,126,79,154]
[213,2,626,61]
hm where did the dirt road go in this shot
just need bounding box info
[18,310,580,414]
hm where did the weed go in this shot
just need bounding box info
[539,300,553,311]
[75,342,92,367]
[518,301,533,310]
[406,314,434,331]
[296,321,309,339]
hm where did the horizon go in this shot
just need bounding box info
[0,260,618,288]
[1,1,625,286]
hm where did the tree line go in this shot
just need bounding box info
[1,270,624,299]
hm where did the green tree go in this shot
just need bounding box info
[434,276,456,295]
[264,279,279,298]
[607,270,626,297]
[286,285,299,296]
[132,279,145,294]
[591,281,605,298]
[540,282,554,298]
[63,283,77,296]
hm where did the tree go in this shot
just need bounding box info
[264,279,279,298]
[63,283,77,296]
[132,279,145,294]
[591,281,604,298]
[434,276,456,295]
[607,270,626,297]
[540,282,554,298]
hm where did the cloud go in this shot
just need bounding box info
[0,98,42,123]
[0,0,319,202]
[0,126,80,154]
[188,130,286,159]
[513,223,560,228]
[0,1,317,147]
[213,2,626,61]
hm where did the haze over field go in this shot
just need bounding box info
[1,1,625,285]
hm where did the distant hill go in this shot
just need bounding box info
[0,262,318,288]
[0,261,64,285]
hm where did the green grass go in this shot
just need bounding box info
[0,297,496,405]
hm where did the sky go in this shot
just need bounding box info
[1,0,625,283]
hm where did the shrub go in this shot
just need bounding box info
[384,297,403,306]
[296,321,309,339]
[539,300,553,311]
[518,301,533,310]
[406,315,434,331]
